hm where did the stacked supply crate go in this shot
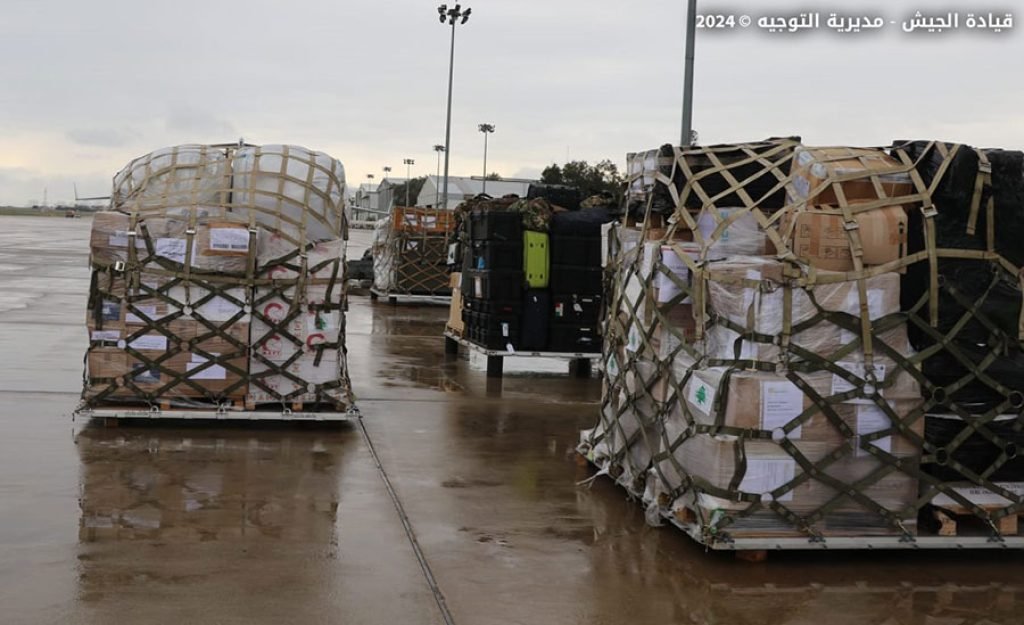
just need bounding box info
[372,206,455,296]
[462,209,523,349]
[82,143,354,417]
[583,137,1024,549]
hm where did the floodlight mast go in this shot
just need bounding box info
[438,3,471,209]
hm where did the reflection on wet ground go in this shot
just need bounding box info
[0,217,1022,624]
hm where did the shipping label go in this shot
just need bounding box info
[209,227,250,253]
[761,380,804,438]
[740,457,796,502]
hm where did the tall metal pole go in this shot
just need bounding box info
[680,0,697,146]
[477,122,493,190]
[442,20,456,209]
[403,158,415,205]
[433,145,445,207]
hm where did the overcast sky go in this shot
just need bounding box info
[0,0,1020,206]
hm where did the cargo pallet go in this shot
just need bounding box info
[577,452,1024,555]
[75,405,357,423]
[444,327,599,378]
[369,287,451,306]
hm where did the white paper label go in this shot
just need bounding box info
[186,361,227,380]
[932,483,1024,508]
[501,322,510,338]
[125,305,158,324]
[209,227,250,252]
[155,238,198,266]
[740,457,795,502]
[474,276,483,299]
[100,300,121,321]
[91,330,121,342]
[656,247,692,304]
[626,324,642,353]
[855,405,893,458]
[129,334,167,351]
[687,377,716,415]
[196,296,243,321]
[761,380,804,439]
[108,231,146,249]
[832,362,886,402]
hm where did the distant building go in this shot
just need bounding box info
[416,176,535,209]
[350,178,408,222]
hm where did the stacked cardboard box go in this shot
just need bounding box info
[582,139,935,542]
[81,144,352,412]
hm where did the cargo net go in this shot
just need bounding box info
[372,206,455,296]
[579,139,1024,544]
[82,144,354,412]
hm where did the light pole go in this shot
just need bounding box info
[383,165,392,180]
[680,0,697,146]
[437,3,471,210]
[478,123,494,194]
[403,158,415,206]
[433,144,445,207]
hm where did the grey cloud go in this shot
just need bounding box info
[165,106,236,139]
[66,128,139,148]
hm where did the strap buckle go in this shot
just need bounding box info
[921,204,938,218]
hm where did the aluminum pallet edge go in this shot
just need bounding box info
[577,447,1024,551]
[74,405,359,422]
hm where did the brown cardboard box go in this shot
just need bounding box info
[196,221,251,257]
[179,322,250,398]
[681,367,923,439]
[663,433,919,537]
[788,147,915,206]
[448,272,464,333]
[704,258,910,369]
[783,205,908,272]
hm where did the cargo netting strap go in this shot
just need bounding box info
[581,139,1024,544]
[82,143,353,412]
[373,207,455,296]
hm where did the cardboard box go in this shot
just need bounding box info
[704,258,910,369]
[669,434,920,537]
[448,272,464,333]
[782,205,908,272]
[680,367,923,443]
[248,353,343,405]
[788,147,915,206]
[180,322,250,398]
[197,221,251,257]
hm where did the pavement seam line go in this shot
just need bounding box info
[355,415,457,625]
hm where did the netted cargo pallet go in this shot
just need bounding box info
[371,206,454,302]
[579,138,1024,550]
[79,144,355,419]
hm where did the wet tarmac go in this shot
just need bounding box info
[1,215,1023,624]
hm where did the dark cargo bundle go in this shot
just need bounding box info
[81,144,353,416]
[527,183,581,211]
[581,137,1024,550]
[625,140,799,219]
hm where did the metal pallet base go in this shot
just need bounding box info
[369,288,451,306]
[75,406,357,422]
[445,328,600,378]
[579,450,1024,551]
